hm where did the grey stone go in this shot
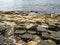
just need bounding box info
[50,31,60,40]
[37,40,56,45]
[0,35,5,44]
[42,32,50,38]
[5,39,15,45]
[14,30,26,34]
[19,33,37,39]
[0,24,10,31]
[37,40,50,45]
[27,30,36,34]
[37,27,47,32]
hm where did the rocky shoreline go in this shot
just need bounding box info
[0,11,60,45]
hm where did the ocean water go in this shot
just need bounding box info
[0,0,60,14]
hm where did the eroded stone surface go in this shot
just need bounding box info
[0,11,60,45]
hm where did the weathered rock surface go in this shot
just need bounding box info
[0,11,60,45]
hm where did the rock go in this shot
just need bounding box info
[36,21,42,25]
[0,35,5,44]
[41,32,50,38]
[37,40,56,45]
[17,40,26,45]
[27,41,37,45]
[50,31,60,40]
[25,23,37,29]
[37,40,50,45]
[45,40,56,45]
[37,26,47,32]
[27,30,36,34]
[0,24,10,31]
[14,26,25,30]
[2,21,16,26]
[0,11,60,45]
[8,35,17,44]
[55,25,60,31]
[5,39,15,45]
[14,30,26,35]
[55,21,60,25]
[5,27,14,37]
[48,25,56,30]
[19,33,38,40]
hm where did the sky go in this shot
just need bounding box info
[0,0,60,11]
[22,0,60,4]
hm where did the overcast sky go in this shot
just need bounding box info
[0,0,60,11]
[0,0,60,4]
[22,0,60,4]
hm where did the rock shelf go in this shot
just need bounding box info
[0,11,60,45]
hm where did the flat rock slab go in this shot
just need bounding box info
[37,40,56,45]
[27,30,36,34]
[14,30,26,34]
[19,33,38,39]
[41,32,50,38]
[50,31,60,40]
[37,27,47,32]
